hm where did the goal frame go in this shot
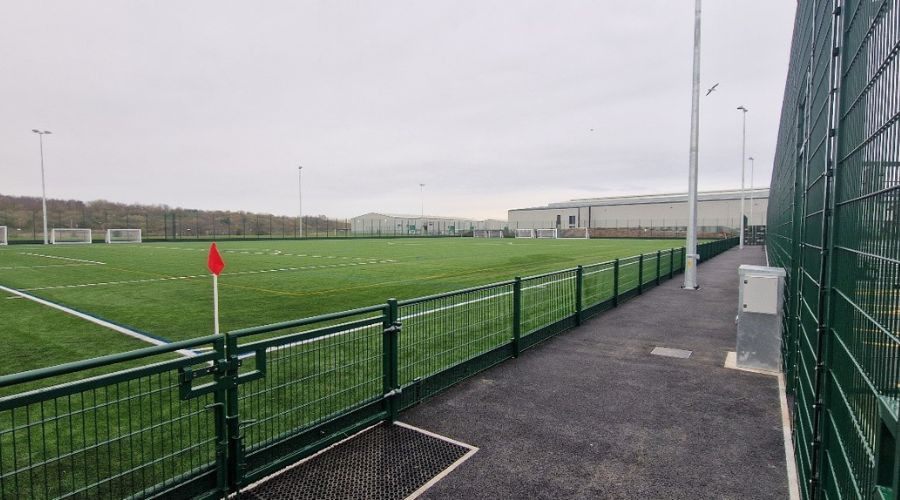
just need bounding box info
[515,228,535,238]
[535,228,558,239]
[51,228,93,244]
[560,227,590,239]
[473,229,504,238]
[0,226,6,245]
[106,228,142,244]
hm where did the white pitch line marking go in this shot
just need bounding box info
[239,423,383,492]
[22,260,398,291]
[19,252,106,265]
[398,421,478,500]
[0,284,197,357]
[0,263,103,270]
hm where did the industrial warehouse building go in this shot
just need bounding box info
[350,213,507,236]
[508,188,768,232]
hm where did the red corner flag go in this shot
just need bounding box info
[208,243,225,335]
[207,243,225,276]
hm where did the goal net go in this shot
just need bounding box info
[106,228,142,244]
[515,228,535,238]
[559,228,590,239]
[473,229,503,238]
[51,228,92,244]
[0,226,6,245]
[535,228,558,239]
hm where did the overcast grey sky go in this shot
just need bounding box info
[1,1,795,220]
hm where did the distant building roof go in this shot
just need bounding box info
[510,188,769,211]
[352,212,481,222]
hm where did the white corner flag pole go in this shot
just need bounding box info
[213,273,220,335]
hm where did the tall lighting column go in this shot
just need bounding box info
[31,129,52,244]
[298,165,303,238]
[683,0,702,290]
[737,106,749,249]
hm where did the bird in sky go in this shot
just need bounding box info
[705,83,719,96]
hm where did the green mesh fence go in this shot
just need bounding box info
[768,1,899,498]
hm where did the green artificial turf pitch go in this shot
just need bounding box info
[0,237,683,374]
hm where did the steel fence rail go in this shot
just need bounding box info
[0,238,737,499]
[768,1,899,498]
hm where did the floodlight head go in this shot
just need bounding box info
[44,131,52,134]
[31,129,40,133]
[737,106,748,112]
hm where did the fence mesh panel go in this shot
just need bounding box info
[0,350,221,500]
[768,1,899,498]
[398,283,514,387]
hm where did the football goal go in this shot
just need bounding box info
[51,228,93,244]
[535,228,558,239]
[106,228,142,244]
[473,229,504,238]
[515,228,535,238]
[0,226,6,245]
[560,228,590,239]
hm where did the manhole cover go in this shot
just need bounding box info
[242,422,477,500]
[650,347,693,359]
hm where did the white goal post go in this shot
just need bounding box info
[0,226,6,245]
[473,229,504,238]
[106,228,142,244]
[560,228,590,239]
[515,228,535,238]
[535,228,558,239]
[51,228,93,244]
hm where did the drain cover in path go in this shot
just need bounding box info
[242,422,477,500]
[651,347,693,359]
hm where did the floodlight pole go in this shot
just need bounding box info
[748,156,755,225]
[737,106,749,249]
[683,0,701,290]
[32,130,52,244]
[419,183,425,218]
[298,165,303,238]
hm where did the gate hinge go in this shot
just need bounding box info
[828,127,836,138]
[833,5,841,15]
[832,46,840,57]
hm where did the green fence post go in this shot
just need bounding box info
[575,265,583,325]
[638,254,644,294]
[211,336,230,496]
[613,259,620,307]
[656,250,661,285]
[383,299,401,422]
[669,249,675,279]
[513,277,522,357]
[224,333,243,491]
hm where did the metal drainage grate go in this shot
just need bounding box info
[650,347,693,359]
[242,422,475,500]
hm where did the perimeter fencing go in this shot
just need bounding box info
[0,209,355,243]
[768,1,899,499]
[0,238,737,499]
